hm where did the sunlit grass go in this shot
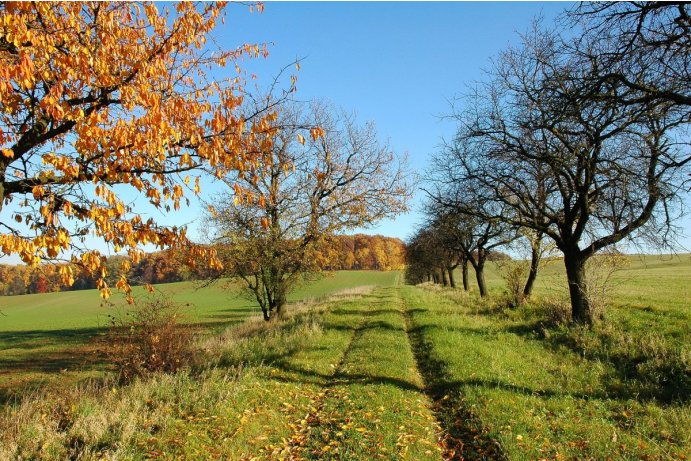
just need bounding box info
[400,283,690,460]
[0,271,399,402]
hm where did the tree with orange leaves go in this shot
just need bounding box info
[0,2,277,300]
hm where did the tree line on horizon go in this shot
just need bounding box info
[0,234,406,296]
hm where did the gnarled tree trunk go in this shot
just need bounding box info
[461,258,469,291]
[475,261,488,297]
[447,265,456,288]
[523,242,541,299]
[563,249,593,325]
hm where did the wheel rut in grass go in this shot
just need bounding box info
[278,287,442,460]
[276,304,370,459]
[398,291,506,461]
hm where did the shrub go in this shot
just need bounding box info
[542,296,572,328]
[105,297,194,383]
[497,260,530,308]
[581,249,629,322]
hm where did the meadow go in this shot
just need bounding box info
[0,271,398,402]
[0,255,689,460]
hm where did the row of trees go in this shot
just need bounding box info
[0,234,404,296]
[409,2,690,325]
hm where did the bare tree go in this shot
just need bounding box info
[568,2,690,112]
[442,27,689,324]
[206,100,411,321]
[423,187,517,298]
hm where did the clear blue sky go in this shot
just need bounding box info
[207,1,566,239]
[206,2,688,249]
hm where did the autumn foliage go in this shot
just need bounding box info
[0,2,274,301]
[319,234,406,272]
[0,235,405,296]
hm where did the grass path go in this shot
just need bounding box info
[138,285,444,460]
[399,292,506,461]
[270,285,443,460]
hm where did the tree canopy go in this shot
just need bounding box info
[207,100,411,320]
[0,2,276,300]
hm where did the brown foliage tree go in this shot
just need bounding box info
[207,100,411,320]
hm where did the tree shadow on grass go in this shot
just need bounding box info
[402,306,507,461]
[320,320,403,335]
[0,328,113,405]
[0,305,255,404]
[0,327,106,351]
[504,321,691,405]
[268,361,424,393]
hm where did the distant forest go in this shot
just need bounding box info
[0,234,406,296]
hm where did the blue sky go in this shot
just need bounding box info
[208,2,689,249]
[207,1,567,239]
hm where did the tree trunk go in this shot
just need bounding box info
[475,262,488,297]
[523,243,540,299]
[274,293,287,320]
[259,301,270,321]
[563,250,593,325]
[447,265,456,288]
[441,267,448,286]
[462,259,469,291]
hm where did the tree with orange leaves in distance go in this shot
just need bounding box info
[0,2,279,301]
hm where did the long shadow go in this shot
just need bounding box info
[402,304,507,461]
[504,321,691,405]
[320,320,403,334]
[269,361,423,393]
[0,308,253,403]
[408,323,492,339]
[0,327,107,351]
[0,348,106,373]
[330,308,400,316]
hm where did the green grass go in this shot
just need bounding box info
[1,281,443,460]
[399,283,690,460]
[0,271,399,401]
[0,270,400,332]
[472,253,691,313]
[1,256,689,459]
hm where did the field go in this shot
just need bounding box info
[1,256,690,460]
[0,271,399,401]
